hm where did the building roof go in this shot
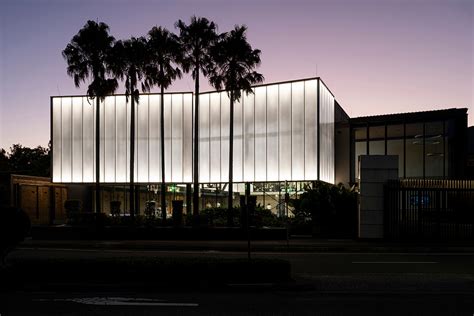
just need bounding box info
[350,108,468,125]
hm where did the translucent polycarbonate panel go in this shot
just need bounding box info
[52,98,62,182]
[279,83,291,181]
[291,82,305,180]
[220,92,230,183]
[233,97,243,182]
[72,97,83,182]
[254,86,266,181]
[98,99,105,183]
[137,95,149,182]
[115,96,128,182]
[163,94,172,182]
[171,94,183,182]
[209,92,221,182]
[266,84,279,181]
[148,95,161,182]
[61,97,72,182]
[182,94,193,182]
[243,90,255,182]
[103,97,115,182]
[304,80,318,180]
[125,97,132,183]
[199,94,210,183]
[82,97,94,182]
[51,79,335,184]
[319,81,335,184]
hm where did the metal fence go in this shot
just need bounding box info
[384,179,474,240]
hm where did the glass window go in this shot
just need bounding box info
[354,127,367,140]
[387,124,404,138]
[369,140,385,155]
[355,141,367,180]
[369,125,385,140]
[405,123,423,137]
[406,135,423,177]
[425,120,445,177]
[387,139,404,177]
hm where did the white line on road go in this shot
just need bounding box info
[34,298,199,307]
[352,262,439,264]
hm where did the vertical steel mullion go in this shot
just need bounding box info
[114,96,117,183]
[278,84,280,182]
[242,93,244,182]
[290,82,293,181]
[219,93,222,183]
[182,93,185,183]
[316,80,320,181]
[61,98,63,181]
[265,86,268,182]
[253,89,256,182]
[70,98,73,182]
[148,95,150,183]
[82,97,84,182]
[303,82,306,180]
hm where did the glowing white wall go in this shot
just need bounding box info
[319,81,335,184]
[52,78,335,184]
[52,93,193,183]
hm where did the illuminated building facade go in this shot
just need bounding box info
[51,77,336,187]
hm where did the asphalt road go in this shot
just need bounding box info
[10,247,474,275]
[2,248,474,315]
[3,290,474,315]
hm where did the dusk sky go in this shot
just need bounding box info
[0,0,472,150]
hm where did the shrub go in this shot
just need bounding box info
[0,206,30,265]
[289,181,357,237]
[110,201,121,217]
[64,199,82,214]
[144,201,156,219]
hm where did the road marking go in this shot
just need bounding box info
[34,297,199,307]
[352,261,438,264]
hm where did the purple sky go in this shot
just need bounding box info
[0,0,472,150]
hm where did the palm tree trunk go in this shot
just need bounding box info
[227,92,234,227]
[193,70,200,219]
[129,97,135,219]
[95,97,101,215]
[160,84,166,224]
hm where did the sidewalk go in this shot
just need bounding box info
[19,238,474,253]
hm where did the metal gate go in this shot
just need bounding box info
[384,179,474,240]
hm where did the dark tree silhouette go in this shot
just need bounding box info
[62,21,118,215]
[110,37,148,219]
[175,16,218,219]
[209,25,263,226]
[1,144,50,177]
[144,26,182,223]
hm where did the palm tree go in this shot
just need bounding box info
[62,20,118,216]
[209,25,263,226]
[110,37,148,219]
[143,26,182,224]
[175,16,218,219]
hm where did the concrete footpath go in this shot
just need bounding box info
[19,237,474,253]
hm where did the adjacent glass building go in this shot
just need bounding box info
[346,109,468,183]
[51,78,336,187]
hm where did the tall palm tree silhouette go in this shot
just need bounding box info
[175,16,218,219]
[209,25,263,226]
[111,37,148,219]
[62,20,118,216]
[144,26,182,224]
